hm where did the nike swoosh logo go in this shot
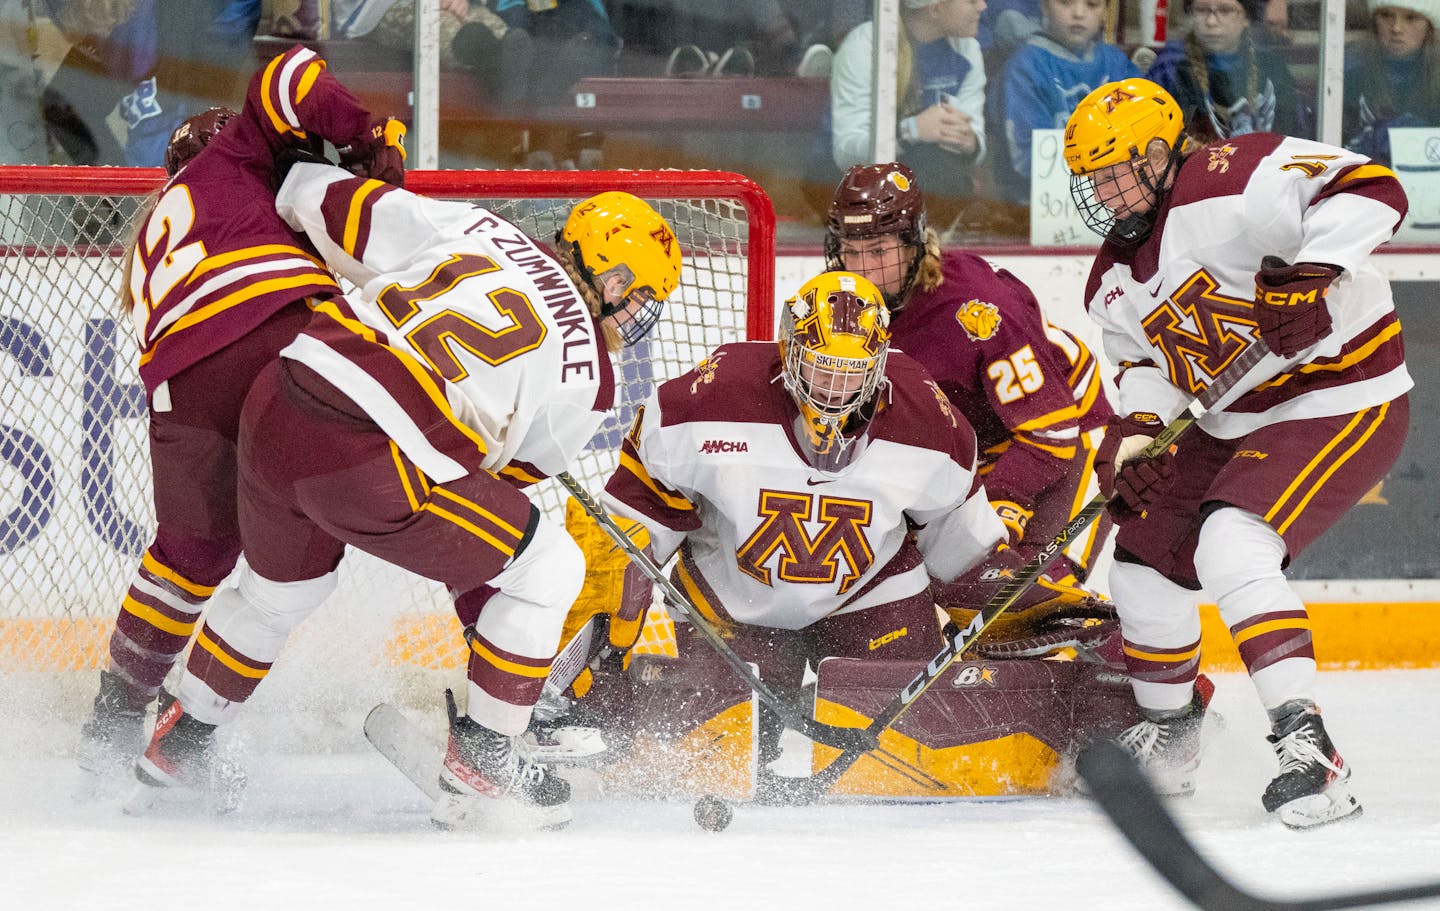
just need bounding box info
[805,478,835,486]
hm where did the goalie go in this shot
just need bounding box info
[538,271,1143,801]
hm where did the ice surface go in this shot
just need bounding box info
[3,671,1438,911]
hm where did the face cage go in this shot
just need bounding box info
[823,231,925,312]
[605,286,665,347]
[781,342,887,453]
[1068,154,1169,246]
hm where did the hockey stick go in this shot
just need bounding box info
[556,471,879,754]
[1076,741,1440,911]
[804,340,1270,796]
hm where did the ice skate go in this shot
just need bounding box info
[76,670,148,785]
[126,693,244,814]
[432,691,572,831]
[521,689,610,767]
[1082,676,1214,798]
[1262,701,1362,829]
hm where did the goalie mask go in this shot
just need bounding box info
[778,271,891,470]
[560,191,682,346]
[164,107,237,177]
[1063,79,1186,245]
[824,163,928,312]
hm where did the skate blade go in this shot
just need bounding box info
[1276,781,1363,830]
[123,761,246,816]
[522,726,610,767]
[430,791,573,833]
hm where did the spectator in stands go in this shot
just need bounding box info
[980,0,1044,60]
[828,0,988,225]
[0,2,52,166]
[1343,0,1440,165]
[40,1,259,168]
[1146,0,1307,140]
[38,0,154,166]
[994,0,1138,203]
[466,0,619,168]
[348,0,507,67]
[122,0,260,167]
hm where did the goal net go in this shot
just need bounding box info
[0,167,773,709]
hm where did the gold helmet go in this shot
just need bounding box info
[1063,78,1184,175]
[778,271,891,469]
[561,192,683,345]
[1063,79,1186,244]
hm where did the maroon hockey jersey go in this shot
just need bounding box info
[887,251,1113,508]
[127,45,383,394]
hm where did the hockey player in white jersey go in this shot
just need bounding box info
[132,163,683,828]
[600,271,1007,794]
[1064,77,1412,827]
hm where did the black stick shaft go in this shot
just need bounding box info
[557,471,876,753]
[807,341,1269,794]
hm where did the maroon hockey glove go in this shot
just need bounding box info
[1094,412,1174,521]
[337,117,407,187]
[1253,257,1340,357]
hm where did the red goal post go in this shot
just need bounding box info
[0,165,775,678]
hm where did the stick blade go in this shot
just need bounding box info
[1075,742,1269,911]
[365,703,445,803]
[1076,743,1440,911]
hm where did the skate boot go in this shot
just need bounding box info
[1099,675,1215,797]
[434,690,572,831]
[76,670,149,779]
[1261,701,1362,829]
[127,693,244,814]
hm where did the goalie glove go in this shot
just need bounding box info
[1094,411,1174,521]
[336,117,407,187]
[1253,256,1340,357]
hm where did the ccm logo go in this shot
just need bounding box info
[868,627,909,650]
[1258,289,1320,307]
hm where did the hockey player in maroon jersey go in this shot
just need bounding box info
[77,45,407,783]
[599,270,1008,798]
[824,162,1115,607]
[129,161,683,825]
[1064,77,1412,827]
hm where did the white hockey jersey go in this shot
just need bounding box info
[602,342,1006,631]
[275,163,612,485]
[1083,133,1412,439]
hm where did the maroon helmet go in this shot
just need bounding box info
[163,107,237,177]
[825,163,930,309]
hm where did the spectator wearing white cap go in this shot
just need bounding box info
[1343,0,1440,164]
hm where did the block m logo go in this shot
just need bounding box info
[735,490,875,594]
[1141,270,1260,395]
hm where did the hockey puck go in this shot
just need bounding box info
[693,794,732,832]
